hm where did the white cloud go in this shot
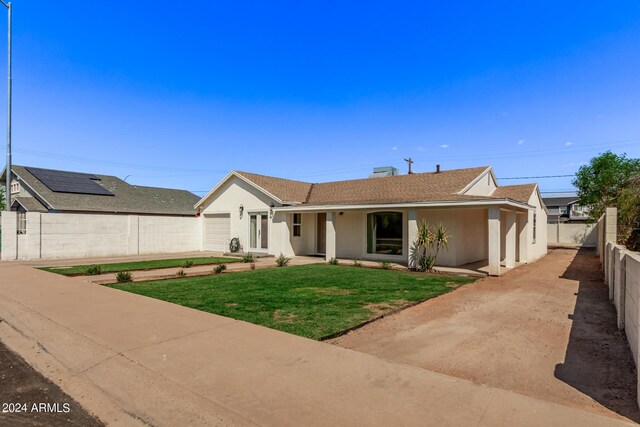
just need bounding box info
[517,139,524,145]
[391,146,398,151]
[440,144,449,149]
[565,141,573,146]
[417,146,425,151]
[562,162,575,167]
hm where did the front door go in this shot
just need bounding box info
[249,213,269,251]
[316,213,326,255]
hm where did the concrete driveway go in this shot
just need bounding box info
[331,248,639,423]
[0,251,635,426]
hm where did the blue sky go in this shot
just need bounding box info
[2,1,640,196]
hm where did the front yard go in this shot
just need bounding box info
[40,256,240,275]
[107,264,475,339]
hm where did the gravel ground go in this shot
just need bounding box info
[0,340,103,427]
[331,248,640,423]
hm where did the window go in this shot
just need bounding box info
[17,212,27,235]
[10,182,20,194]
[559,206,568,214]
[367,212,403,255]
[293,213,302,237]
[533,213,537,243]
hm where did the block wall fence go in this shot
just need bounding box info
[598,207,640,409]
[1,211,203,261]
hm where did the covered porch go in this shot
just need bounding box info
[272,203,535,276]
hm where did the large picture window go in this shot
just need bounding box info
[367,212,403,255]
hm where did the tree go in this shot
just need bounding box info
[0,186,4,211]
[618,175,640,251]
[573,151,640,221]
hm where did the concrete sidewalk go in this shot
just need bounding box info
[0,261,633,426]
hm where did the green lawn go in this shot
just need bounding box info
[106,264,475,339]
[40,257,241,275]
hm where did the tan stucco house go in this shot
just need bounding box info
[196,165,548,276]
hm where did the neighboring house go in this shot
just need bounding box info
[0,165,200,260]
[542,196,590,223]
[1,165,199,216]
[196,165,548,276]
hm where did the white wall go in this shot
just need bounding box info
[528,190,548,262]
[200,176,277,253]
[462,169,496,196]
[1,211,202,260]
[547,222,598,247]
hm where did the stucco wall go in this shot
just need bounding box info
[335,211,365,259]
[200,176,277,253]
[528,191,548,262]
[1,211,202,260]
[462,169,496,196]
[547,222,598,247]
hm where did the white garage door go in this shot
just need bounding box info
[204,214,231,252]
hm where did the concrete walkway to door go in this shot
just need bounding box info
[331,248,640,424]
[0,252,634,426]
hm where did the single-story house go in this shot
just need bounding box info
[1,165,199,216]
[1,165,200,260]
[196,165,548,275]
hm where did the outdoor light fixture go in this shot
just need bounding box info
[239,204,244,218]
[269,203,274,219]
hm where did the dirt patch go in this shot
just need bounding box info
[0,340,103,427]
[364,300,408,317]
[293,287,352,296]
[225,303,239,307]
[331,249,640,423]
[273,310,298,323]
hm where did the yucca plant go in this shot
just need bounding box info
[413,222,450,272]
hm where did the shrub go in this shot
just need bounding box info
[116,271,133,283]
[242,253,255,263]
[412,222,450,272]
[275,253,291,267]
[250,262,256,270]
[182,259,194,268]
[83,264,102,275]
[379,260,393,270]
[213,264,227,275]
[353,259,363,267]
[176,269,187,278]
[328,257,339,265]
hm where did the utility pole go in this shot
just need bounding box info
[0,1,10,211]
[404,158,414,174]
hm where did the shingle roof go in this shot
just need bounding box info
[12,196,48,212]
[235,171,313,203]
[542,196,578,207]
[8,165,199,215]
[491,184,538,204]
[306,166,491,205]
[230,166,533,206]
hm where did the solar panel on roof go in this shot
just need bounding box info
[26,167,114,196]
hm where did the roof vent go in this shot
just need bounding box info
[369,166,399,178]
[436,164,441,173]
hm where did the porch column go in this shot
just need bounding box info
[517,212,529,263]
[488,207,501,276]
[407,209,418,269]
[325,211,336,261]
[505,211,516,269]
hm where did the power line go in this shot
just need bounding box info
[498,174,575,180]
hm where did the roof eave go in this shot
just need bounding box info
[273,198,535,212]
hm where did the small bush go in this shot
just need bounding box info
[213,264,227,275]
[275,253,291,267]
[242,253,255,263]
[328,257,339,265]
[176,269,187,278]
[250,262,256,270]
[352,259,363,267]
[182,259,194,268]
[378,260,393,270]
[83,264,102,275]
[116,271,133,283]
